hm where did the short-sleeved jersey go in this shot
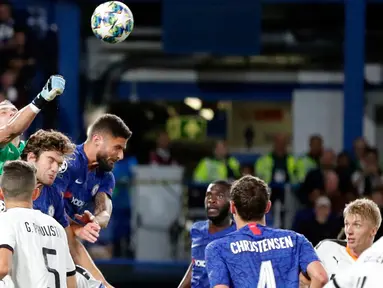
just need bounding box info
[315,239,355,280]
[205,223,319,288]
[75,265,105,288]
[191,220,236,288]
[0,141,25,174]
[0,208,76,288]
[54,144,115,220]
[33,185,69,228]
[325,237,383,288]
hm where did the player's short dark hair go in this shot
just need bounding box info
[210,180,232,193]
[21,129,75,160]
[88,114,132,140]
[1,160,36,201]
[230,175,271,221]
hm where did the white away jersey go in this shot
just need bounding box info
[75,265,104,288]
[0,208,76,288]
[315,239,355,280]
[325,237,383,288]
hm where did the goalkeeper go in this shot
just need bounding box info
[0,75,65,173]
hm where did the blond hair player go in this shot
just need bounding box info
[302,198,381,286]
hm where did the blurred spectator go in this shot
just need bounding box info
[240,164,254,176]
[255,133,296,184]
[193,140,240,183]
[244,125,254,149]
[296,135,323,182]
[0,0,27,71]
[352,147,383,196]
[371,186,383,240]
[335,151,354,193]
[149,131,177,165]
[352,137,368,170]
[294,196,342,246]
[0,69,17,102]
[298,149,336,206]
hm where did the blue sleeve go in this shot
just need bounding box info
[205,241,230,288]
[297,233,320,273]
[53,191,69,228]
[98,172,115,198]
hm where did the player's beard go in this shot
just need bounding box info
[96,152,114,172]
[206,202,230,226]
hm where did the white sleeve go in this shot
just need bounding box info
[0,216,15,252]
[61,227,76,276]
[315,241,331,277]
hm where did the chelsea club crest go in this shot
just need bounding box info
[91,184,99,196]
[48,205,55,217]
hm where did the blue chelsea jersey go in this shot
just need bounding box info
[191,220,236,288]
[205,223,319,288]
[54,144,115,220]
[33,185,69,228]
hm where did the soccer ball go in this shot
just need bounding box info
[91,1,134,44]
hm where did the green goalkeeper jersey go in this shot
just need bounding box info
[0,140,26,174]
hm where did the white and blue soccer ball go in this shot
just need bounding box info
[91,1,134,44]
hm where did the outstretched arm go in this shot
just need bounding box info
[0,75,66,147]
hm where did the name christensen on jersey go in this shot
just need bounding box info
[230,236,294,254]
[315,239,356,279]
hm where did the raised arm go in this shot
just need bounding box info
[0,75,65,147]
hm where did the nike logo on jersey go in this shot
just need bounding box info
[75,179,83,184]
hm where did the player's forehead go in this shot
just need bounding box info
[0,105,17,113]
[40,150,64,162]
[206,183,226,194]
[105,135,127,148]
[345,213,366,224]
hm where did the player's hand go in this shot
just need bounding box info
[39,75,65,101]
[75,222,101,243]
[74,210,97,224]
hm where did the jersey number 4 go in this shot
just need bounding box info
[258,260,276,288]
[42,247,60,288]
[356,276,367,288]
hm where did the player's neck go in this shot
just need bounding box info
[209,217,232,233]
[235,218,266,230]
[83,141,98,169]
[5,201,32,210]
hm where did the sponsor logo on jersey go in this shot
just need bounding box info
[63,191,73,198]
[192,258,206,268]
[48,205,55,217]
[71,197,85,207]
[91,184,99,196]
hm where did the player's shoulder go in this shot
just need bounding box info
[315,239,347,251]
[191,220,208,237]
[58,144,84,174]
[263,226,306,241]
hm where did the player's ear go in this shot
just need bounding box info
[92,134,103,146]
[265,200,272,214]
[27,152,37,163]
[230,201,236,215]
[31,188,40,201]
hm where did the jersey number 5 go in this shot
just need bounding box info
[258,260,276,288]
[42,247,60,288]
